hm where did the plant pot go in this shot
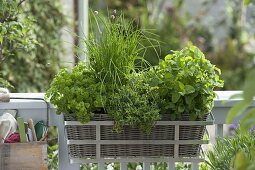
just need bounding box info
[64,112,213,162]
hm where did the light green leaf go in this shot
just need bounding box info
[234,151,249,169]
[165,54,172,61]
[227,100,251,123]
[178,81,185,91]
[244,0,251,5]
[214,67,221,74]
[243,68,255,101]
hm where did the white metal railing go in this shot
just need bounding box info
[0,91,255,170]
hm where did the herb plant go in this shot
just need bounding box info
[45,62,106,123]
[84,11,151,89]
[46,10,223,133]
[106,71,160,133]
[155,45,223,120]
[205,130,255,170]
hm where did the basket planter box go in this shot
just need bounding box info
[0,142,47,170]
[64,113,214,163]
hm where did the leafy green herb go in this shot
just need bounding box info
[155,45,224,120]
[45,62,106,123]
[106,71,160,133]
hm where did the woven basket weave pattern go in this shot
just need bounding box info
[65,113,209,159]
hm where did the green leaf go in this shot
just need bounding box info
[240,108,255,131]
[150,77,160,86]
[165,54,172,61]
[243,68,255,101]
[178,81,185,91]
[166,102,175,109]
[190,113,197,120]
[214,67,221,75]
[172,92,181,103]
[185,85,195,94]
[164,73,172,79]
[234,151,249,169]
[227,100,251,123]
[178,105,185,112]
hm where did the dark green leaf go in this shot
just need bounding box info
[172,92,181,103]
[178,105,185,112]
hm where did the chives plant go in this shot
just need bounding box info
[84,11,152,89]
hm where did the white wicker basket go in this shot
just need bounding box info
[64,112,214,163]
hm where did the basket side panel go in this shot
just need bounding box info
[101,144,174,158]
[66,125,96,140]
[101,125,175,140]
[68,144,96,158]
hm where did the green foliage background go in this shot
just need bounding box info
[0,0,66,92]
[90,0,255,90]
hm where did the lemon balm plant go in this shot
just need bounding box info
[154,46,224,120]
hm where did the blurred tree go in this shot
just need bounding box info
[207,0,255,90]
[0,0,35,88]
[0,0,66,92]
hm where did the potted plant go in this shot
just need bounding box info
[45,11,223,161]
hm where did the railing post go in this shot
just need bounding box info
[58,114,80,170]
[143,162,150,170]
[192,162,199,170]
[216,124,224,137]
[120,162,127,170]
[98,162,104,170]
[168,162,175,170]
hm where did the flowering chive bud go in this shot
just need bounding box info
[113,9,117,14]
[110,15,115,20]
[94,11,98,15]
